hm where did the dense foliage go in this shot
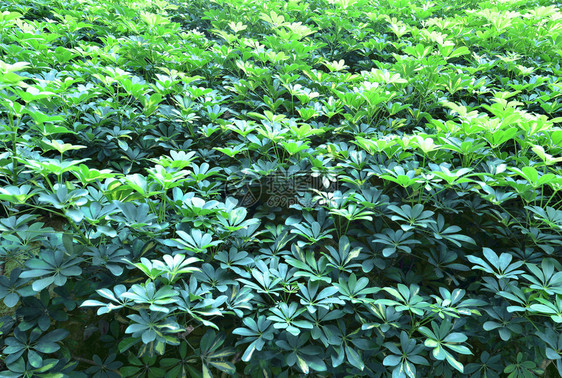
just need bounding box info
[0,0,561,376]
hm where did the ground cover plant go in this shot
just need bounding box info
[0,0,561,376]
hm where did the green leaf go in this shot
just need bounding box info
[345,345,364,371]
[383,355,401,366]
[119,337,139,353]
[208,360,235,374]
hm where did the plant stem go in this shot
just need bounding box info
[9,113,18,184]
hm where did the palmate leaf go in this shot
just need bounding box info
[216,207,259,232]
[522,259,562,295]
[411,135,441,154]
[383,331,428,378]
[426,214,475,247]
[121,282,178,313]
[464,350,503,377]
[126,257,165,280]
[536,327,562,375]
[418,320,472,373]
[0,268,34,308]
[3,327,68,369]
[284,245,333,283]
[216,248,253,277]
[233,316,274,362]
[323,236,362,272]
[214,144,247,158]
[2,0,562,376]
[503,352,543,377]
[377,284,429,316]
[276,334,327,374]
[290,220,333,246]
[509,166,556,188]
[430,287,485,318]
[126,254,201,283]
[330,204,375,222]
[123,173,162,197]
[373,228,421,257]
[125,310,183,353]
[498,284,532,313]
[110,201,159,228]
[0,185,36,204]
[190,162,222,182]
[526,206,562,230]
[23,158,90,178]
[476,182,518,205]
[267,302,313,336]
[380,166,422,189]
[297,281,344,313]
[164,229,221,253]
[81,284,133,315]
[280,140,310,155]
[223,284,253,317]
[86,354,123,377]
[37,185,89,210]
[199,330,236,375]
[238,261,283,296]
[362,303,402,333]
[156,254,201,283]
[532,144,562,165]
[483,307,523,341]
[334,273,380,303]
[387,204,436,231]
[467,248,525,280]
[42,139,86,154]
[20,250,83,292]
[530,295,562,323]
[83,243,126,276]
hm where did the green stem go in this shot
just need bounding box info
[522,314,541,332]
[9,113,18,184]
[25,204,93,246]
[159,191,167,222]
[543,189,560,208]
[59,152,64,186]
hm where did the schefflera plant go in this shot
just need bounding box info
[0,0,562,376]
[82,253,202,355]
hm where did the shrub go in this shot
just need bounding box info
[0,0,561,376]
